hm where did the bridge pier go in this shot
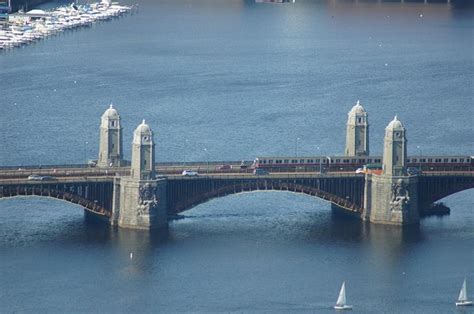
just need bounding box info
[112,177,168,230]
[363,174,419,225]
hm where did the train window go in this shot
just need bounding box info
[315,159,320,163]
[412,158,416,162]
[351,159,357,163]
[276,160,282,164]
[367,159,372,163]
[343,159,349,163]
[263,160,267,164]
[336,159,340,163]
[460,158,464,163]
[284,160,289,164]
[428,158,432,162]
[360,159,366,163]
[451,158,457,162]
[300,159,305,163]
[421,159,426,162]
[291,159,297,163]
[375,159,381,163]
[444,158,448,162]
[308,159,314,163]
[407,159,411,163]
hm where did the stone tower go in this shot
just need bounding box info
[112,119,167,230]
[363,115,419,225]
[382,116,407,176]
[131,120,155,180]
[345,100,369,156]
[98,104,123,167]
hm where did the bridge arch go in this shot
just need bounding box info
[168,179,364,216]
[0,184,111,217]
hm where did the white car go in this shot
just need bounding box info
[28,175,44,181]
[27,175,56,181]
[182,170,199,176]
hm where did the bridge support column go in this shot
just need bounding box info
[112,177,168,230]
[363,174,419,225]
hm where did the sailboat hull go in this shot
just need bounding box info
[334,305,353,310]
[456,301,473,306]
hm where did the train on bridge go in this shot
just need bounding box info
[252,155,474,173]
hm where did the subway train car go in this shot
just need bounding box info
[252,155,474,173]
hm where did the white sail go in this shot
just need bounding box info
[459,279,468,302]
[336,282,347,306]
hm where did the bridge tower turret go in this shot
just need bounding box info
[345,100,369,156]
[111,119,167,230]
[382,116,407,176]
[131,120,155,180]
[98,104,123,167]
[363,115,419,225]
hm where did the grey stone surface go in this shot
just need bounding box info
[364,174,419,225]
[345,100,369,157]
[112,177,168,229]
[382,116,407,176]
[131,120,155,180]
[97,104,124,167]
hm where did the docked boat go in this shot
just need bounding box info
[334,281,352,310]
[456,278,473,306]
[0,1,135,51]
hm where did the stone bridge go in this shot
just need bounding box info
[1,171,472,228]
[1,102,472,228]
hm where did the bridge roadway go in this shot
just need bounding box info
[0,165,472,223]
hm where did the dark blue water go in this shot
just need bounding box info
[0,0,473,313]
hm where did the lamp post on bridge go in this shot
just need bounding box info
[295,137,300,173]
[84,141,88,165]
[316,146,322,174]
[295,137,300,158]
[326,156,332,173]
[203,148,209,175]
[416,145,422,172]
[183,138,189,167]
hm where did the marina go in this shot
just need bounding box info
[0,0,135,50]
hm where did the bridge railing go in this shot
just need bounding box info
[0,177,114,185]
[0,160,249,170]
[167,172,361,180]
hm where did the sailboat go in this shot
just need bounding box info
[334,281,352,310]
[456,278,473,306]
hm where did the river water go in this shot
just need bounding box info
[0,0,473,313]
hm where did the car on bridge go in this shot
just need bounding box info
[182,170,199,176]
[28,175,56,181]
[216,164,232,170]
